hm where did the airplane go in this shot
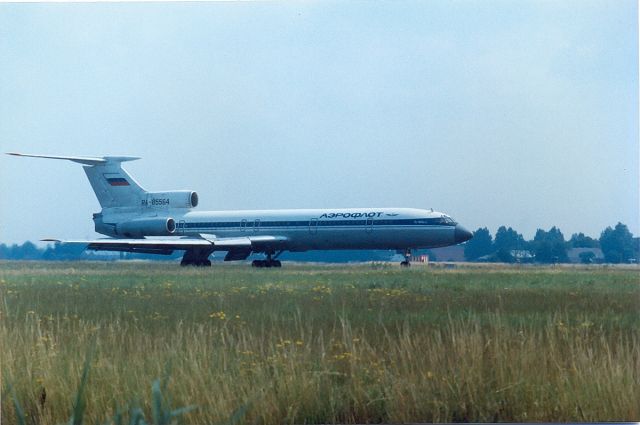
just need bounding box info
[7,153,473,267]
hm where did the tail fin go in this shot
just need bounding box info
[7,152,147,209]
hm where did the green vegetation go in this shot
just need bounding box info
[463,222,639,263]
[600,223,637,263]
[1,261,639,423]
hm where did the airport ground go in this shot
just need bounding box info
[1,261,638,424]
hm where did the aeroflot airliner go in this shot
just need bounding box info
[8,153,473,267]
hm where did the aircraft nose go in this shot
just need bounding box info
[454,225,473,244]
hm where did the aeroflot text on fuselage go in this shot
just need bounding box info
[319,212,385,219]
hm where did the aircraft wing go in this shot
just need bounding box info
[42,234,289,257]
[197,234,289,248]
[42,237,213,255]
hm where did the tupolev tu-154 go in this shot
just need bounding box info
[8,153,473,267]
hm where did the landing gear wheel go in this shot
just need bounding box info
[180,259,212,267]
[400,261,411,267]
[252,258,281,268]
[253,251,284,268]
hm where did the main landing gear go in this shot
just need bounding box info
[252,251,283,268]
[181,259,211,267]
[180,249,213,267]
[400,248,412,268]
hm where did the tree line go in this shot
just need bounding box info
[463,222,638,264]
[0,242,178,262]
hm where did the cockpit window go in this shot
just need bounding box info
[442,215,457,225]
[413,216,457,226]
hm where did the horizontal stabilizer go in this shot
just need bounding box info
[6,152,140,165]
[9,152,146,208]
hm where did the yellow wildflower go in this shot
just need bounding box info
[209,311,226,320]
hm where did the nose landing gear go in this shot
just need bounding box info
[400,248,412,267]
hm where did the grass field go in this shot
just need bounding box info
[1,261,639,424]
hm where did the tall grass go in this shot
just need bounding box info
[1,262,638,423]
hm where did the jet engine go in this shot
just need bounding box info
[144,191,198,209]
[116,217,176,238]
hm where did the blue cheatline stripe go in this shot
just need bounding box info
[180,218,456,230]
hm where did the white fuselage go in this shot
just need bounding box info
[102,207,463,251]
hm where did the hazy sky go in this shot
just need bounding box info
[1,1,638,245]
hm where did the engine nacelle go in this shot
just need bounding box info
[116,217,176,238]
[144,191,198,209]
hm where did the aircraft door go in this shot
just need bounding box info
[366,218,373,233]
[254,219,260,233]
[241,219,247,232]
[309,218,318,234]
[178,220,186,235]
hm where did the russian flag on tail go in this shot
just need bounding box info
[105,176,130,186]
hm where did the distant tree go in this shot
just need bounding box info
[532,227,568,263]
[569,232,599,248]
[493,226,525,263]
[20,241,42,260]
[464,227,493,261]
[600,223,634,263]
[1,241,44,260]
[578,251,596,264]
[6,244,19,259]
[42,243,88,260]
